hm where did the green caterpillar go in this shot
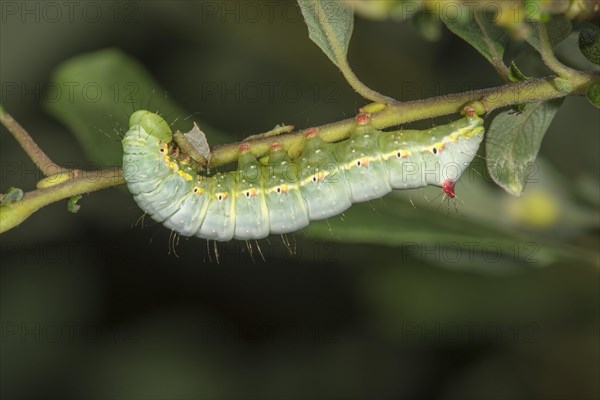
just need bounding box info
[122,109,484,241]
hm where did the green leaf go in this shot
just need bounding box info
[553,77,573,92]
[1,187,24,205]
[297,0,393,103]
[578,24,600,65]
[525,15,572,51]
[486,99,563,196]
[586,82,600,108]
[441,9,508,75]
[297,0,354,70]
[508,61,530,82]
[67,195,82,214]
[304,198,511,249]
[302,189,586,268]
[44,48,201,167]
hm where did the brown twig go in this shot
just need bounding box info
[0,106,68,176]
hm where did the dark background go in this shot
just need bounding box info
[1,1,598,398]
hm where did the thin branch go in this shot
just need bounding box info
[0,69,597,234]
[0,106,125,233]
[209,72,598,166]
[474,13,510,82]
[0,168,124,233]
[309,0,396,104]
[0,105,68,175]
[336,57,398,105]
[537,23,578,78]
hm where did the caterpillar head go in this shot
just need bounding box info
[129,110,172,142]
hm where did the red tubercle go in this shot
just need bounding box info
[355,112,371,125]
[442,180,456,198]
[239,143,250,153]
[271,142,282,151]
[463,106,476,117]
[304,127,319,138]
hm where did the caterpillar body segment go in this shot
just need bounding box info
[297,133,352,220]
[194,173,236,241]
[233,150,270,240]
[163,177,210,237]
[263,144,311,235]
[334,120,392,202]
[122,110,484,241]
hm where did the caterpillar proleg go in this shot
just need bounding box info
[122,109,484,241]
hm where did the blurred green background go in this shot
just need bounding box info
[1,1,598,398]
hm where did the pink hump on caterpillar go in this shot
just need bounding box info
[298,111,369,141]
[355,111,371,125]
[463,105,477,117]
[303,127,319,138]
[239,143,250,153]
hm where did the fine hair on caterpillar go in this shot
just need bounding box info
[122,107,485,241]
[98,88,191,143]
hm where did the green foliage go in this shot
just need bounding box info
[525,16,572,51]
[297,0,353,71]
[441,9,508,75]
[586,82,600,108]
[508,62,530,82]
[2,4,599,398]
[44,49,188,166]
[303,194,564,266]
[486,99,563,196]
[67,195,82,214]
[1,187,24,205]
[554,77,573,92]
[3,0,598,258]
[297,0,392,103]
[578,24,600,65]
